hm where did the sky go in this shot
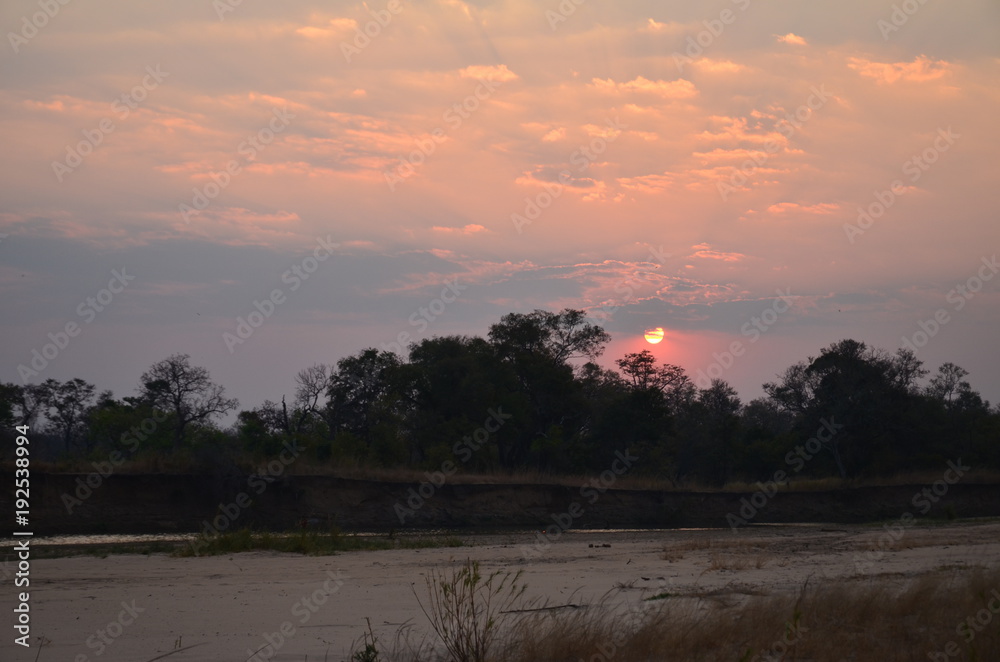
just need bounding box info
[2,0,999,417]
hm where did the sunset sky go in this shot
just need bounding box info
[2,0,999,413]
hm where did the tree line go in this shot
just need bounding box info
[2,309,998,484]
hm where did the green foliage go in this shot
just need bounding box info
[351,618,382,662]
[643,592,674,601]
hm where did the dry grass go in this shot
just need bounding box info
[661,536,778,564]
[493,566,1000,662]
[704,551,771,571]
[371,554,1000,662]
[659,536,726,560]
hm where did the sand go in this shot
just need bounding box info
[4,520,1000,661]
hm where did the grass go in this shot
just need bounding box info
[642,591,674,601]
[383,565,1000,662]
[414,559,527,662]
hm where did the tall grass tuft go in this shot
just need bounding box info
[415,559,526,662]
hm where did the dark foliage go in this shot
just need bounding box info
[2,311,997,482]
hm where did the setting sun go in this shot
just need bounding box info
[644,327,665,344]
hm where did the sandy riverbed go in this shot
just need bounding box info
[4,520,1000,661]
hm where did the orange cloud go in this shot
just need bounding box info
[542,128,566,142]
[642,18,684,34]
[459,64,519,82]
[696,117,786,146]
[694,59,746,73]
[618,172,677,194]
[776,33,807,46]
[591,76,697,99]
[689,243,746,262]
[295,17,357,39]
[847,55,950,85]
[431,224,489,235]
[693,148,771,164]
[766,202,839,215]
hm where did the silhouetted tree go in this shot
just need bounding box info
[43,378,97,453]
[140,354,238,451]
[291,364,332,434]
[326,349,408,463]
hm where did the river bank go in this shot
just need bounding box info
[9,471,1000,535]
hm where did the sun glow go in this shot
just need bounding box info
[644,327,665,344]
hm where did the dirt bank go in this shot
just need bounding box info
[8,472,1000,535]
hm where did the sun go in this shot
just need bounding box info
[644,327,664,344]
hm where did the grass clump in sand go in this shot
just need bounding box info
[415,559,527,662]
